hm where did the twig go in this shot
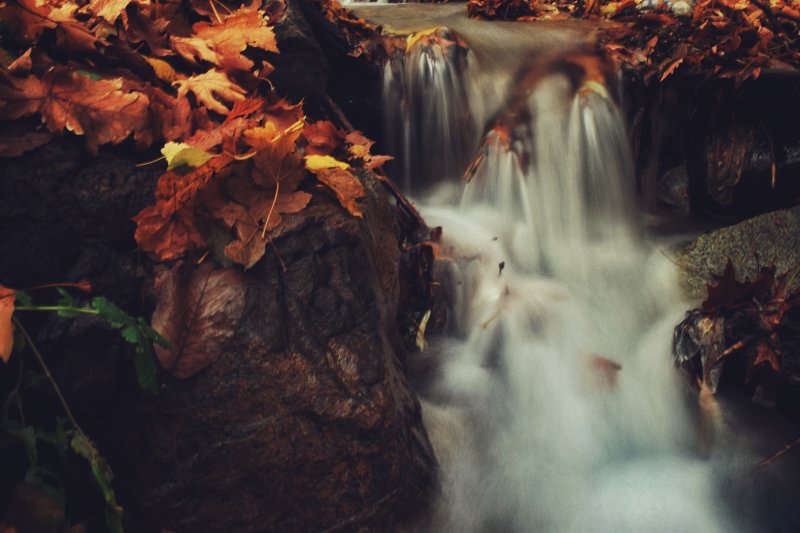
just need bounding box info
[13,317,87,438]
[757,435,800,467]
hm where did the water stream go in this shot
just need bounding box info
[353,4,791,532]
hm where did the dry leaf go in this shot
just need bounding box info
[133,205,206,260]
[0,285,14,363]
[151,262,246,378]
[174,69,246,115]
[311,167,364,217]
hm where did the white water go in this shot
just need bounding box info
[384,34,740,533]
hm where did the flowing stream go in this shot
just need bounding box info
[352,4,793,532]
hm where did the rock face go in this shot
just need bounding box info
[115,174,436,532]
[0,140,436,531]
[676,205,800,300]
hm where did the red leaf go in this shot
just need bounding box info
[0,285,14,363]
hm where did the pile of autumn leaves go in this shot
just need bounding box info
[0,0,390,270]
[467,0,800,84]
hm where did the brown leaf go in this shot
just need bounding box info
[0,285,15,363]
[174,69,246,115]
[152,262,245,379]
[244,122,306,189]
[303,120,345,156]
[311,167,364,217]
[133,205,206,261]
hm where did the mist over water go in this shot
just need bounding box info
[381,21,741,533]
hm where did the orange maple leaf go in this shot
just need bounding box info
[0,285,14,363]
[0,69,150,154]
[171,7,278,73]
[174,69,246,115]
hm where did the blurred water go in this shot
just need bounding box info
[381,20,741,533]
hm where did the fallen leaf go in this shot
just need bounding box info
[304,154,350,171]
[310,167,364,217]
[0,285,14,363]
[133,205,206,260]
[174,69,246,115]
[171,7,277,72]
[161,141,216,171]
[151,262,246,378]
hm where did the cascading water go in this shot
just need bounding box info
[380,23,741,533]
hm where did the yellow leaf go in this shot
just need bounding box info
[144,56,178,83]
[406,27,442,50]
[161,142,216,171]
[304,154,350,171]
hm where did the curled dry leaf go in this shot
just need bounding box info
[151,262,246,379]
[311,167,365,218]
[133,205,206,261]
[0,285,14,363]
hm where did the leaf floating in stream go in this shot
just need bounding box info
[151,262,246,379]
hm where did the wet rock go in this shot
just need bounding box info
[676,205,800,300]
[115,173,436,532]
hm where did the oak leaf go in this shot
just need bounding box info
[0,285,14,363]
[151,262,246,378]
[174,69,246,115]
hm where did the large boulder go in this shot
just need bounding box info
[116,173,436,532]
[0,140,436,531]
[676,205,800,300]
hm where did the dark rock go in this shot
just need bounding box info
[0,139,436,531]
[113,173,436,532]
[676,205,800,301]
[270,0,329,114]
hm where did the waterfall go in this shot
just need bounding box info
[383,31,740,533]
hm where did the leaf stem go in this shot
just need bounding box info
[16,305,99,315]
[12,317,88,438]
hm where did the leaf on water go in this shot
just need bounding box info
[151,262,246,378]
[1,285,15,363]
[161,141,216,171]
[173,69,246,115]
